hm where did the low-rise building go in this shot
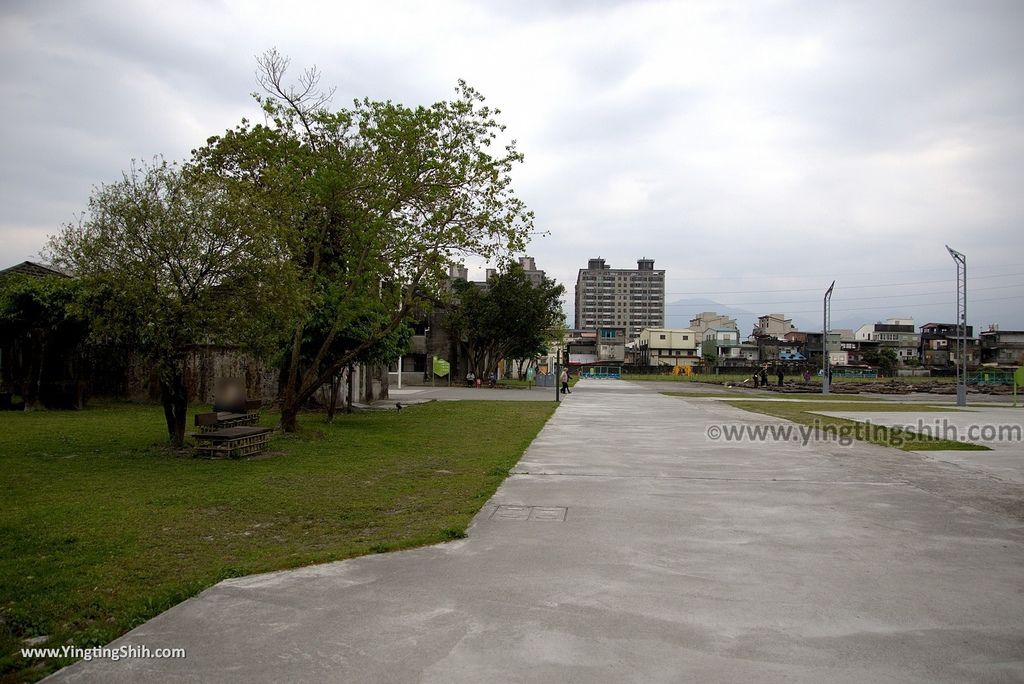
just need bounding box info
[719,343,760,367]
[566,327,626,367]
[637,328,699,367]
[597,326,627,363]
[689,312,741,368]
[855,318,920,364]
[920,322,978,369]
[690,311,739,337]
[979,326,1024,366]
[756,337,804,363]
[785,331,819,362]
[838,338,880,366]
[701,327,741,361]
[752,313,795,339]
[567,329,599,365]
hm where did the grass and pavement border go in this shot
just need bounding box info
[0,399,555,682]
[662,393,989,452]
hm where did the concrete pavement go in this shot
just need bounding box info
[51,379,1024,683]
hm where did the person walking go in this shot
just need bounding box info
[760,365,768,388]
[777,365,784,387]
[560,368,571,394]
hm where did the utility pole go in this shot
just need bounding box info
[823,280,835,395]
[946,245,968,407]
[554,345,560,403]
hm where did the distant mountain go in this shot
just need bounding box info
[665,298,758,337]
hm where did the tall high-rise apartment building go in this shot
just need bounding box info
[575,257,665,339]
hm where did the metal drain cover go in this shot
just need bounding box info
[490,505,567,521]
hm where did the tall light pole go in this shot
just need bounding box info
[822,280,835,395]
[554,343,561,403]
[946,245,968,406]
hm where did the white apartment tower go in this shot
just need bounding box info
[575,257,665,339]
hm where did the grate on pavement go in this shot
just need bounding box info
[489,505,567,521]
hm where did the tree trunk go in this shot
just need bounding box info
[21,332,44,411]
[275,354,290,404]
[280,404,299,432]
[158,367,188,447]
[345,363,354,414]
[326,372,340,421]
[378,364,389,400]
[363,363,374,402]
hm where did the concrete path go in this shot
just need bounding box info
[51,380,1024,683]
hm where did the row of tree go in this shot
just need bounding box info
[448,265,564,380]
[37,50,559,444]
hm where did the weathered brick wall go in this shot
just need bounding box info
[123,347,281,404]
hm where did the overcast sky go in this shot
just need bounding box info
[2,0,1022,333]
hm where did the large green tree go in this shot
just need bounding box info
[0,274,88,410]
[194,50,533,431]
[447,263,565,378]
[863,347,899,377]
[46,159,296,445]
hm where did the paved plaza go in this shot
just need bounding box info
[51,380,1024,683]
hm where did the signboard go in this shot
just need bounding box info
[432,357,450,377]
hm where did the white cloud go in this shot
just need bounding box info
[1,0,1022,329]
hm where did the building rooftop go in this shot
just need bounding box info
[0,261,68,279]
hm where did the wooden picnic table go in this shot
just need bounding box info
[194,400,263,432]
[191,426,273,459]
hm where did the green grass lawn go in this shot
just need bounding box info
[625,372,806,384]
[661,390,874,400]
[624,372,957,385]
[623,372,753,383]
[0,400,554,682]
[717,400,988,451]
[497,378,534,389]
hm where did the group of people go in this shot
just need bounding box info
[463,368,572,394]
[752,364,786,388]
[465,370,497,388]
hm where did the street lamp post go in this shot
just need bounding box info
[823,280,835,395]
[554,344,561,403]
[946,245,968,407]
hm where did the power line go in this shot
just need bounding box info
[663,281,1024,308]
[775,294,1024,316]
[662,271,1023,297]
[662,265,1022,283]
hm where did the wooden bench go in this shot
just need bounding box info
[191,426,273,459]
[194,400,263,433]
